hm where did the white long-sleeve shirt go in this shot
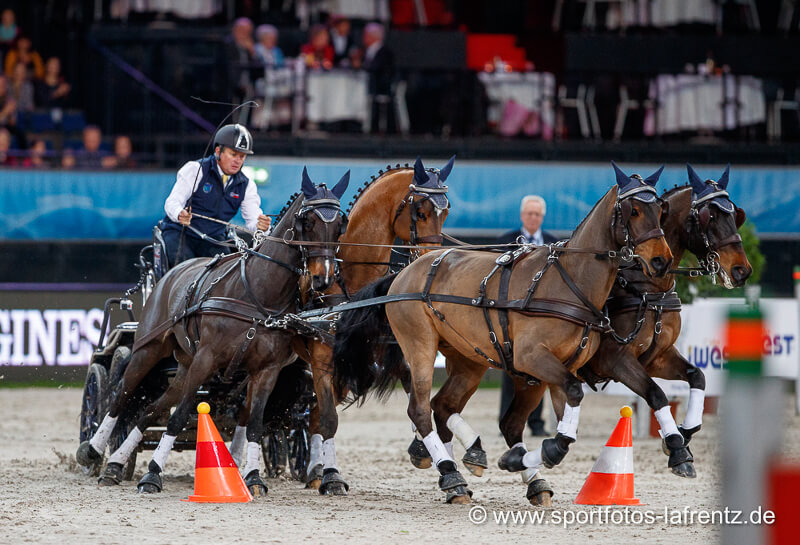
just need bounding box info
[164,160,264,232]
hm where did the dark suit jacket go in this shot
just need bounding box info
[364,45,394,96]
[496,228,558,245]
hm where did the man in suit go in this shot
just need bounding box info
[497,195,557,436]
[362,22,395,134]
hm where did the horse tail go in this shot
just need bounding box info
[332,274,405,404]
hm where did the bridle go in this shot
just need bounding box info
[610,181,666,266]
[686,183,745,281]
[391,176,450,261]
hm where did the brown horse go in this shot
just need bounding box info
[76,168,349,496]
[333,165,673,503]
[288,156,453,495]
[426,164,752,498]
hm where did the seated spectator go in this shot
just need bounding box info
[62,125,111,169]
[301,25,334,70]
[9,62,33,112]
[254,24,284,68]
[0,126,28,166]
[27,139,49,168]
[224,17,256,103]
[0,8,20,57]
[329,15,355,67]
[34,57,71,109]
[109,135,136,169]
[5,36,44,80]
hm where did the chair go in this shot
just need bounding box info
[556,84,591,139]
[767,88,800,141]
[29,111,56,133]
[552,0,633,31]
[62,111,87,133]
[716,0,761,33]
[613,84,657,140]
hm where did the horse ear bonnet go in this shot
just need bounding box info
[689,163,735,214]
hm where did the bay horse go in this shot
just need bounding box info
[76,168,349,496]
[286,156,454,495]
[421,164,752,501]
[333,165,673,503]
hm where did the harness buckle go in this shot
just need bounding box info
[488,331,498,344]
[620,246,635,262]
[246,326,256,340]
[579,335,589,350]
[607,250,617,259]
[654,320,663,335]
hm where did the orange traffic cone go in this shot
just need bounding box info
[574,406,640,505]
[184,402,252,503]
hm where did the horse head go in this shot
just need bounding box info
[298,167,350,291]
[686,164,752,288]
[611,161,673,277]
[391,156,454,251]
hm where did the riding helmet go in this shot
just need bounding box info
[214,124,254,155]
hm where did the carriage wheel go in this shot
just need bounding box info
[78,363,108,477]
[262,431,288,478]
[288,426,310,482]
[107,347,137,481]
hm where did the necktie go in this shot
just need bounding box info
[222,174,229,187]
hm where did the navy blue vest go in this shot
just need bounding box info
[161,156,250,240]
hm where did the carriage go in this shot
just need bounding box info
[78,233,315,483]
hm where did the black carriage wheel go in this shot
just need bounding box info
[262,431,287,478]
[107,347,137,480]
[79,363,109,476]
[288,426,310,482]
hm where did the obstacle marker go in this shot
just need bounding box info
[184,402,252,503]
[574,406,640,505]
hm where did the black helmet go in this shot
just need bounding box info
[214,123,254,155]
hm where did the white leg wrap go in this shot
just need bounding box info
[107,427,143,465]
[322,438,337,471]
[683,388,705,430]
[444,441,454,460]
[89,414,118,453]
[308,434,323,472]
[522,447,543,471]
[521,468,539,484]
[422,431,455,467]
[555,404,580,439]
[229,426,246,467]
[654,405,680,439]
[446,413,479,450]
[151,433,176,471]
[241,441,260,476]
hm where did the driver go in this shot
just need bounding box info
[160,123,271,265]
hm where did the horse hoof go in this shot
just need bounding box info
[245,470,268,497]
[671,461,697,479]
[137,471,162,494]
[319,470,349,496]
[408,438,432,469]
[463,463,484,477]
[526,478,554,507]
[447,490,472,504]
[305,478,322,490]
[462,445,488,477]
[76,441,102,468]
[98,462,124,486]
[661,438,670,457]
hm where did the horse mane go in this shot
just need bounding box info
[569,186,616,239]
[661,184,690,199]
[346,163,440,214]
[253,191,303,253]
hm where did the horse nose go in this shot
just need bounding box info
[650,256,671,277]
[312,274,333,291]
[731,265,751,286]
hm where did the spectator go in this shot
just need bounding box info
[9,62,33,112]
[62,125,111,169]
[224,17,256,103]
[496,194,557,437]
[301,24,334,70]
[0,75,17,126]
[110,135,136,169]
[27,139,49,168]
[5,36,44,79]
[363,23,395,133]
[254,24,284,68]
[0,126,28,166]
[329,15,354,67]
[34,57,71,109]
[0,9,20,57]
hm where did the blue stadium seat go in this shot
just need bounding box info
[62,111,87,133]
[29,112,56,133]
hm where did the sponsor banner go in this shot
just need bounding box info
[0,285,141,371]
[596,298,799,397]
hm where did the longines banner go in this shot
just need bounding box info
[0,284,141,381]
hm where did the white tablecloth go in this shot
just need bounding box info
[322,0,390,21]
[644,73,766,135]
[304,70,370,127]
[114,0,221,18]
[477,71,556,139]
[605,0,717,28]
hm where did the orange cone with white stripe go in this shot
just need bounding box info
[574,406,640,505]
[184,402,252,503]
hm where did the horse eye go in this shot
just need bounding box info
[631,208,639,217]
[418,212,427,221]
